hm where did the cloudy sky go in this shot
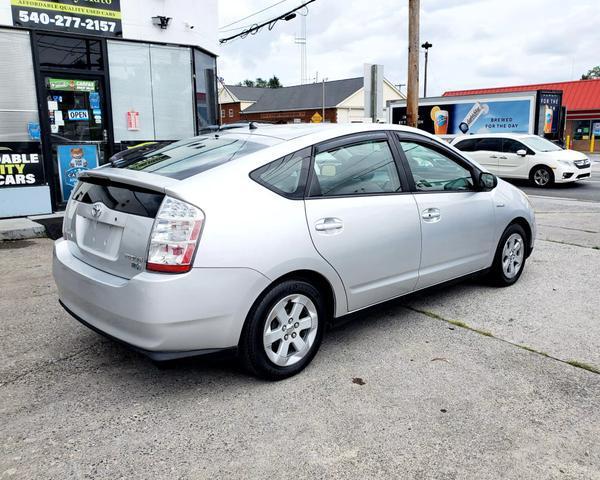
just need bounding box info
[217,0,600,96]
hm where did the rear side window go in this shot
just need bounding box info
[309,139,402,197]
[122,134,281,180]
[250,147,311,199]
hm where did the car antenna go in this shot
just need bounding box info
[249,121,258,130]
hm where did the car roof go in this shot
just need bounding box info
[453,133,534,142]
[215,122,432,142]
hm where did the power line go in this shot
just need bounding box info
[219,0,289,30]
[219,0,315,44]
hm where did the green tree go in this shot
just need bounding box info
[581,66,600,80]
[267,75,282,88]
[236,77,283,88]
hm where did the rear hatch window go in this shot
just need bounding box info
[117,133,282,180]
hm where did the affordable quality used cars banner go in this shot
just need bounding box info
[0,142,45,188]
[11,0,122,37]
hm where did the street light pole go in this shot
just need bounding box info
[406,0,420,128]
[421,41,432,98]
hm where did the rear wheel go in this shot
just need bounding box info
[530,165,553,188]
[488,224,527,287]
[239,280,324,380]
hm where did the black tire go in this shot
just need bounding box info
[530,165,554,188]
[488,223,528,287]
[238,279,325,380]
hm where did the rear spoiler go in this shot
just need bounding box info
[80,167,180,194]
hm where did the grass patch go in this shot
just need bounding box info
[475,329,494,337]
[566,360,600,374]
[413,309,494,337]
[447,319,469,329]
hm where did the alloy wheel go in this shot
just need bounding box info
[263,294,319,367]
[502,233,524,279]
[533,168,550,186]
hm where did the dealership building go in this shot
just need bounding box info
[444,79,600,153]
[0,0,219,218]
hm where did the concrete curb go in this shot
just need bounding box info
[0,218,47,241]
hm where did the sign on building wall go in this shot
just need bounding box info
[11,0,122,37]
[536,90,562,137]
[57,144,98,201]
[0,142,45,188]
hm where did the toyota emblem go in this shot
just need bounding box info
[91,203,103,218]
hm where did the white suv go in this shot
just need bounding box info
[452,134,592,187]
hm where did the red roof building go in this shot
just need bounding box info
[444,79,600,152]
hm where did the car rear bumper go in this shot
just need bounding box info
[53,238,270,354]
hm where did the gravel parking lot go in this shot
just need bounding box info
[1,196,599,479]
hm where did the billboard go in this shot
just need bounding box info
[391,99,533,136]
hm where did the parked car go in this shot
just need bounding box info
[53,124,536,379]
[452,133,592,188]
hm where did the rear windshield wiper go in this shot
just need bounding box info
[109,142,172,169]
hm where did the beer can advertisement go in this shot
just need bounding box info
[57,144,98,202]
[392,99,532,135]
[0,142,45,188]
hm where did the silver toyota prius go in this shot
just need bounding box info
[53,124,536,379]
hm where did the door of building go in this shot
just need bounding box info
[42,74,110,206]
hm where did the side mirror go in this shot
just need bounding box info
[479,172,497,190]
[516,149,527,157]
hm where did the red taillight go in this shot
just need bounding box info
[146,197,204,274]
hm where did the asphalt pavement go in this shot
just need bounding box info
[1,196,599,479]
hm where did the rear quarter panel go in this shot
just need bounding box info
[168,158,349,317]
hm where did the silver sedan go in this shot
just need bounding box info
[53,124,536,379]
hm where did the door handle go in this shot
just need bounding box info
[315,218,343,232]
[498,156,507,160]
[421,208,441,223]
[490,155,498,159]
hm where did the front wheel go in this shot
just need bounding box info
[530,166,554,188]
[239,280,324,380]
[488,224,528,287]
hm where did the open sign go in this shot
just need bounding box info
[67,110,89,121]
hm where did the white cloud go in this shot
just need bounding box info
[217,0,600,95]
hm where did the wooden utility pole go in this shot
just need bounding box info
[406,0,420,127]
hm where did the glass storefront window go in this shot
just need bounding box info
[592,120,600,139]
[108,41,196,142]
[0,29,40,142]
[108,41,155,143]
[150,45,195,140]
[573,120,591,141]
[37,34,103,71]
[194,49,218,128]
